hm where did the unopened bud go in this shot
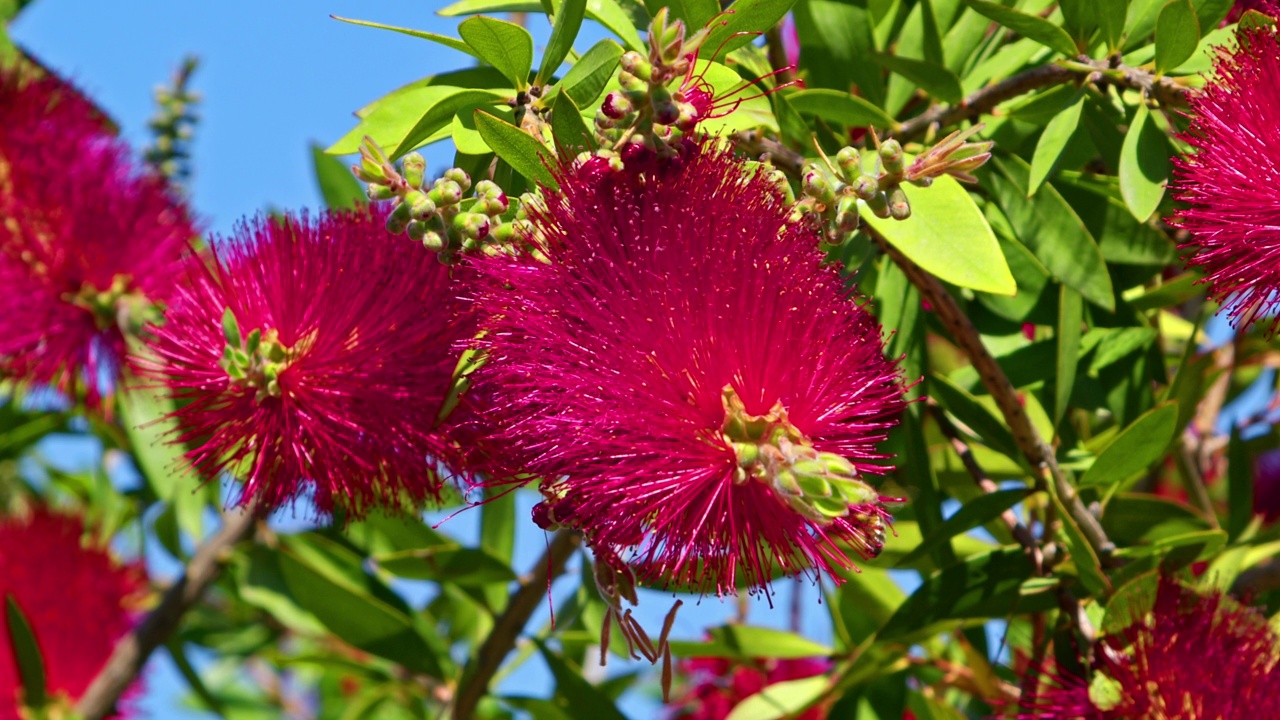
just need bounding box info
[386,201,412,234]
[652,87,680,126]
[835,147,861,182]
[367,184,396,201]
[402,153,426,188]
[444,167,472,193]
[879,139,904,175]
[888,186,911,220]
[601,91,633,120]
[406,220,427,243]
[865,191,891,219]
[429,179,463,207]
[834,195,860,233]
[802,168,836,206]
[455,212,491,241]
[851,174,879,200]
[404,191,436,221]
[620,51,653,82]
[422,231,445,252]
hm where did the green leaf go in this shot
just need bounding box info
[5,595,47,710]
[1154,0,1200,74]
[930,373,1022,462]
[1102,493,1211,546]
[452,104,515,155]
[119,374,205,538]
[474,109,558,186]
[277,537,446,678]
[725,676,828,720]
[871,52,962,104]
[1227,429,1251,541]
[1118,104,1170,221]
[860,170,1015,296]
[390,88,505,159]
[879,548,1059,642]
[236,545,328,635]
[330,16,480,59]
[960,0,1079,57]
[1028,92,1085,195]
[895,489,1033,568]
[538,0,588,84]
[982,156,1114,311]
[702,0,798,56]
[1078,403,1179,488]
[550,91,596,157]
[666,0,720,27]
[706,625,833,659]
[535,640,628,720]
[375,546,517,585]
[1045,480,1110,598]
[437,0,645,51]
[458,16,535,89]
[310,143,364,210]
[787,88,896,129]
[1054,286,1083,430]
[559,38,624,107]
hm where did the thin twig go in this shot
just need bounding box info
[892,64,1078,143]
[76,501,262,720]
[867,227,1115,563]
[763,24,796,86]
[929,403,1044,575]
[451,529,580,720]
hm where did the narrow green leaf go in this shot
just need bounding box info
[310,143,364,210]
[538,0,588,84]
[390,88,504,160]
[983,156,1114,311]
[711,625,833,659]
[725,676,828,720]
[1028,92,1085,195]
[436,0,644,51]
[535,640,628,720]
[880,548,1058,642]
[376,546,517,585]
[960,0,1079,57]
[330,16,480,59]
[5,596,46,709]
[1154,0,1200,74]
[560,38,624,107]
[919,0,944,65]
[1227,429,1252,541]
[474,109,557,187]
[1119,104,1170,221]
[1078,403,1180,488]
[550,90,596,158]
[1046,479,1110,598]
[1054,286,1083,431]
[787,88,896,129]
[930,373,1022,462]
[895,489,1033,568]
[702,0,798,56]
[670,0,720,28]
[458,16,535,89]
[860,167,1015,296]
[119,373,205,538]
[1102,493,1211,546]
[870,52,963,104]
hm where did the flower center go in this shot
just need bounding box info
[719,385,876,526]
[66,273,156,334]
[219,308,301,403]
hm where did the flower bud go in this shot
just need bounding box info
[888,186,911,220]
[652,87,680,126]
[444,167,472,193]
[602,91,633,120]
[386,201,412,235]
[835,146,861,183]
[402,152,426,189]
[421,231,445,252]
[851,174,879,201]
[429,179,463,207]
[620,51,653,83]
[834,195,860,234]
[454,212,491,241]
[865,191,891,219]
[367,184,396,201]
[879,139,904,175]
[406,220,427,243]
[802,167,836,206]
[404,191,436,221]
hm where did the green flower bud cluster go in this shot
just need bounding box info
[67,274,159,337]
[793,126,992,246]
[594,9,713,160]
[354,137,520,263]
[219,308,292,403]
[143,56,200,191]
[721,386,881,530]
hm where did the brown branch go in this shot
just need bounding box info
[867,227,1115,563]
[451,529,581,720]
[892,64,1078,143]
[76,502,261,720]
[929,403,1044,575]
[763,24,796,86]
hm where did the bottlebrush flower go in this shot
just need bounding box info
[0,70,194,406]
[668,655,830,720]
[1227,0,1280,24]
[140,206,476,516]
[1253,448,1280,521]
[1173,26,1280,331]
[471,143,907,595]
[1016,577,1280,719]
[0,510,146,719]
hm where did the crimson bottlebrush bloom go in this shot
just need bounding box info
[0,510,146,718]
[668,655,830,720]
[141,206,475,516]
[1173,27,1280,330]
[471,143,907,595]
[1016,577,1280,719]
[0,71,194,406]
[1227,0,1280,24]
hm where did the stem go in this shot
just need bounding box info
[451,529,580,720]
[76,502,261,720]
[866,227,1115,563]
[929,403,1043,575]
[763,24,796,86]
[892,64,1078,143]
